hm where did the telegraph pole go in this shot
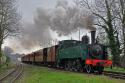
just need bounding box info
[79,28,80,41]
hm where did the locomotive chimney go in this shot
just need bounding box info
[90,30,96,44]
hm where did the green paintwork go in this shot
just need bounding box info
[56,40,106,63]
[57,40,89,62]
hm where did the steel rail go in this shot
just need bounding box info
[0,63,23,83]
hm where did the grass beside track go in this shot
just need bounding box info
[0,62,14,74]
[104,67,125,73]
[0,55,14,73]
[18,64,125,83]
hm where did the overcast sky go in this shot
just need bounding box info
[17,0,73,22]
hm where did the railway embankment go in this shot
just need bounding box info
[17,64,125,83]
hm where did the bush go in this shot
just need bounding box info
[0,53,11,68]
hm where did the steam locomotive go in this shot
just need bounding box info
[21,31,112,74]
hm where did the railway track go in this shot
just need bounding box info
[103,71,125,79]
[40,65,125,80]
[55,66,125,80]
[0,63,23,83]
[57,67,125,80]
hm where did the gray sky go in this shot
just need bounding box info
[18,0,57,22]
[17,0,74,22]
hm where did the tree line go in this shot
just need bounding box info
[0,0,20,63]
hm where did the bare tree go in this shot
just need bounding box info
[78,0,121,66]
[116,0,125,68]
[0,0,20,59]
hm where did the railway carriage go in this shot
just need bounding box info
[46,46,58,66]
[29,53,34,63]
[34,49,44,64]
